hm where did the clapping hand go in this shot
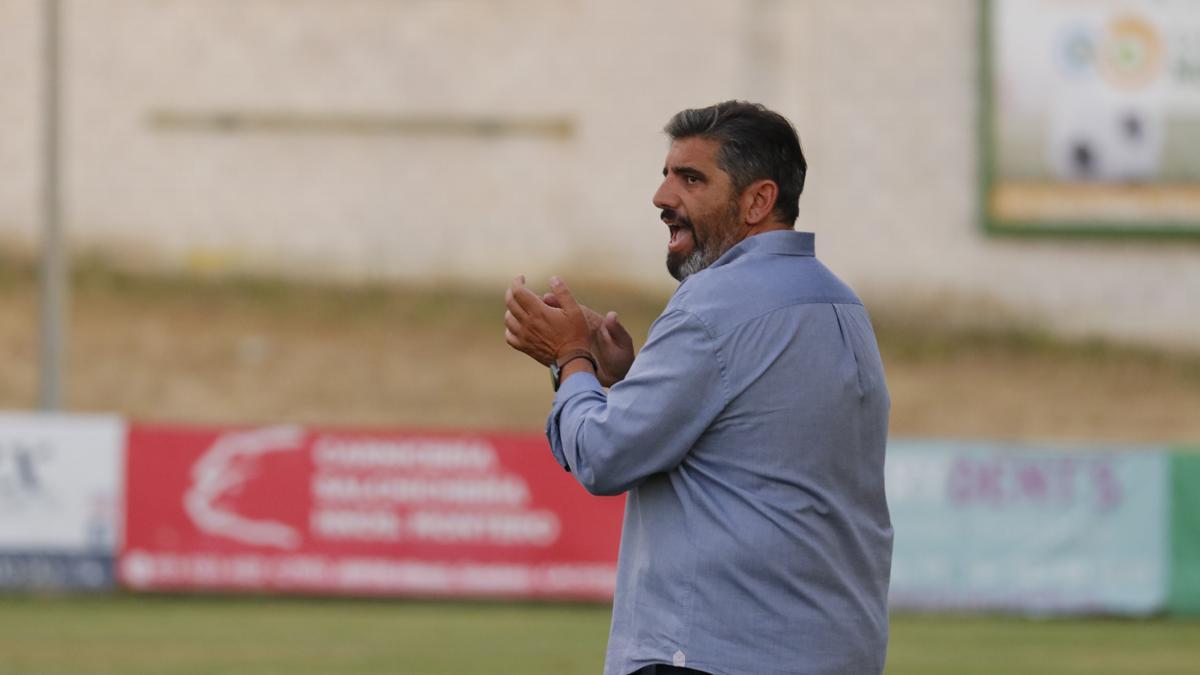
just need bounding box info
[504,275,635,387]
[541,290,634,387]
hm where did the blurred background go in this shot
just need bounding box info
[1,0,1199,673]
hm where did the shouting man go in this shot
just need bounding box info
[505,101,892,675]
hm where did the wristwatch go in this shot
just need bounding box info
[550,349,599,391]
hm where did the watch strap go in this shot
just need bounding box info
[551,348,598,391]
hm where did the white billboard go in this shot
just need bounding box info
[986,0,1200,235]
[0,412,125,589]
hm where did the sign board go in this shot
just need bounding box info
[1168,450,1200,614]
[984,0,1200,236]
[886,440,1168,614]
[121,424,624,600]
[0,412,125,590]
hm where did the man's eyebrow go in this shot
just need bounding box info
[664,164,708,180]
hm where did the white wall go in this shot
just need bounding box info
[0,0,39,252]
[0,0,1197,348]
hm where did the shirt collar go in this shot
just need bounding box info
[710,230,815,269]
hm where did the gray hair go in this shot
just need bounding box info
[664,101,807,225]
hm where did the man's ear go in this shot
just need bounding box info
[741,179,779,227]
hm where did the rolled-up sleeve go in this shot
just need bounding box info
[545,309,729,496]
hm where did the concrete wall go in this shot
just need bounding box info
[1,0,1198,348]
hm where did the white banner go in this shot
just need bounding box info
[0,412,125,553]
[988,0,1200,232]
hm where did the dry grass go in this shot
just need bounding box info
[2,258,1199,444]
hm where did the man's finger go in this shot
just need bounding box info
[598,317,621,350]
[510,279,544,314]
[599,317,614,345]
[548,276,580,314]
[605,311,634,346]
[504,311,522,334]
[543,292,561,308]
[504,328,522,350]
[506,289,529,321]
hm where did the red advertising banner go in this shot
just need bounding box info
[121,424,624,600]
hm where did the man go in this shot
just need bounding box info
[505,101,892,675]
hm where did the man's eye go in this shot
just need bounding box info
[685,175,700,184]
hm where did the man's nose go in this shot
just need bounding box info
[652,180,677,210]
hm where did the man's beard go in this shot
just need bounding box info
[665,200,743,282]
[670,242,710,282]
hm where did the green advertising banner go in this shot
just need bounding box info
[887,441,1169,615]
[1168,450,1200,614]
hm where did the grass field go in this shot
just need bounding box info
[2,595,1199,674]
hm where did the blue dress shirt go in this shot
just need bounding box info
[547,230,893,675]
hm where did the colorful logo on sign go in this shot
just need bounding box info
[1055,14,1165,90]
[1100,15,1165,89]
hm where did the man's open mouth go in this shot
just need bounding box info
[667,224,694,254]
